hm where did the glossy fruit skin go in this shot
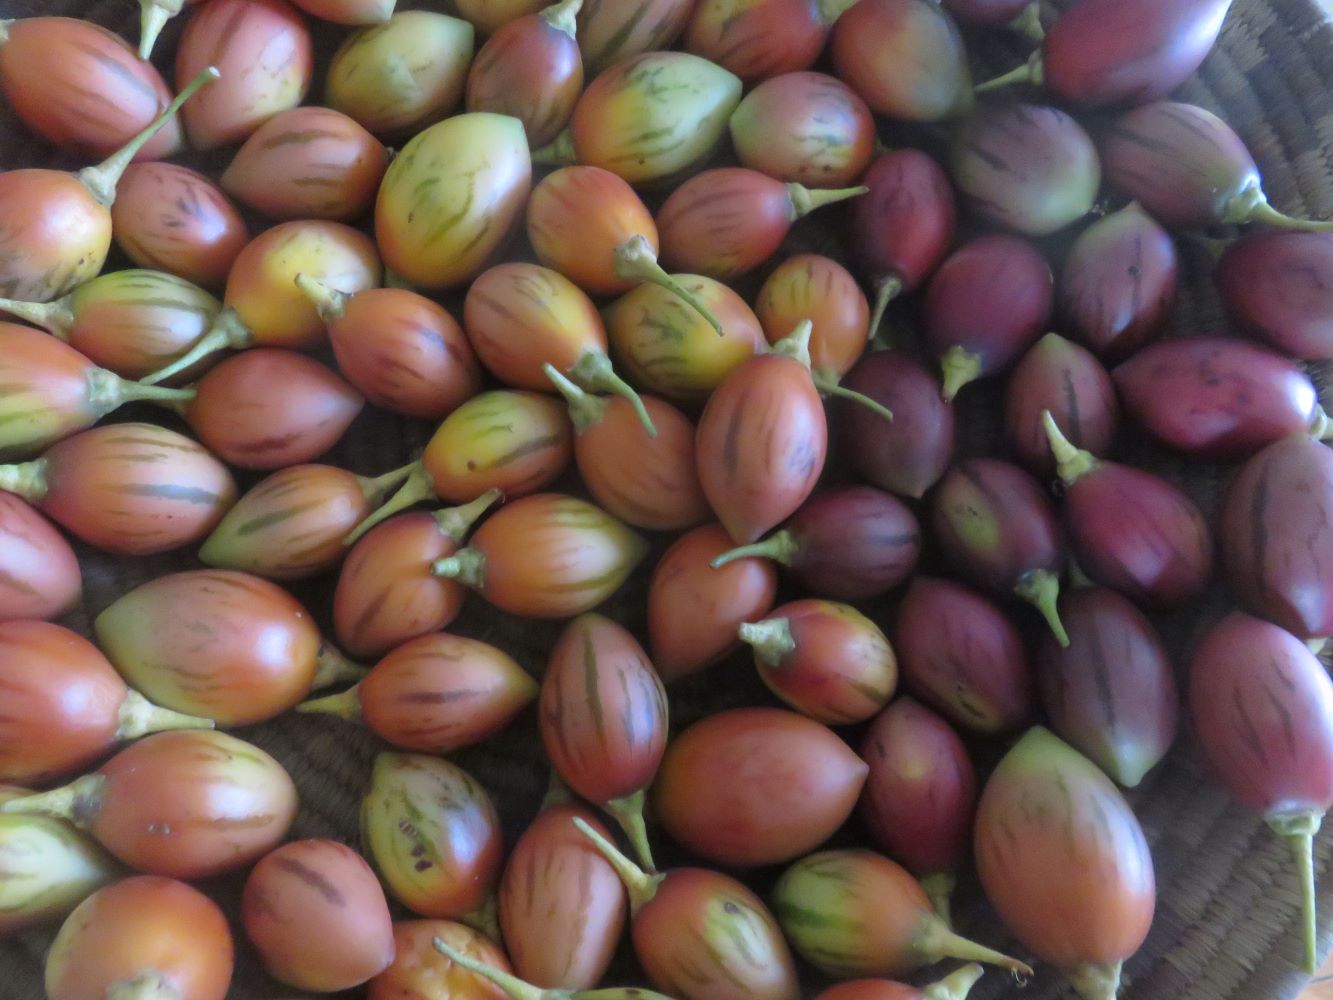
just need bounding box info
[1216,232,1333,359]
[198,464,375,580]
[42,268,225,381]
[328,12,474,137]
[360,633,537,752]
[0,18,182,161]
[895,577,1033,736]
[1100,101,1258,229]
[541,615,668,807]
[527,166,659,295]
[466,8,584,147]
[221,106,389,221]
[226,219,382,350]
[654,707,869,866]
[369,920,511,1000]
[499,805,627,989]
[649,523,779,681]
[328,288,480,421]
[757,255,870,378]
[95,569,325,726]
[242,839,395,992]
[975,728,1155,974]
[0,785,119,936]
[1191,613,1333,813]
[922,235,1054,392]
[0,170,112,302]
[457,0,546,33]
[1005,333,1119,479]
[1061,202,1178,360]
[1037,587,1178,788]
[113,163,250,290]
[575,395,711,531]
[464,262,608,389]
[1221,434,1333,638]
[608,276,766,402]
[860,698,976,882]
[362,753,503,919]
[377,113,532,290]
[176,0,313,150]
[44,877,232,1000]
[851,150,957,298]
[85,730,298,878]
[697,351,828,544]
[577,0,696,75]
[291,0,395,21]
[185,348,363,469]
[634,867,800,1000]
[0,493,80,624]
[930,458,1063,600]
[1113,337,1323,459]
[1042,0,1232,108]
[839,350,955,500]
[1064,460,1214,607]
[424,391,573,503]
[729,72,874,188]
[952,102,1100,235]
[832,0,972,121]
[773,487,921,599]
[0,622,130,785]
[336,516,474,659]
[567,52,743,186]
[686,0,846,84]
[750,600,897,724]
[33,422,238,556]
[459,494,647,618]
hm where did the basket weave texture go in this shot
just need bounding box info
[5,0,1333,998]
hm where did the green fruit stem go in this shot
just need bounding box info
[786,183,869,222]
[357,460,419,504]
[940,346,982,402]
[1306,637,1329,657]
[1041,410,1099,486]
[812,369,894,422]
[613,235,725,337]
[532,129,577,166]
[107,970,184,1000]
[974,51,1043,94]
[434,488,503,543]
[710,529,799,569]
[925,963,985,1000]
[1067,961,1123,1000]
[294,273,351,322]
[772,320,814,369]
[0,774,104,828]
[0,458,49,505]
[115,690,214,741]
[1225,186,1333,231]
[0,293,74,337]
[1009,2,1045,41]
[916,911,1034,976]
[545,363,609,433]
[738,617,795,668]
[1309,407,1333,442]
[296,684,364,723]
[433,934,680,1000]
[869,274,904,341]
[818,0,860,24]
[88,367,194,417]
[138,0,185,60]
[312,643,368,690]
[920,871,956,929]
[432,547,487,589]
[569,350,657,438]
[343,462,433,546]
[78,66,219,208]
[1270,811,1323,974]
[572,816,664,915]
[1015,569,1070,647]
[0,21,9,46]
[138,307,253,386]
[604,789,656,873]
[540,0,583,37]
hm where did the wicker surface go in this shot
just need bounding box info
[4,0,1333,998]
